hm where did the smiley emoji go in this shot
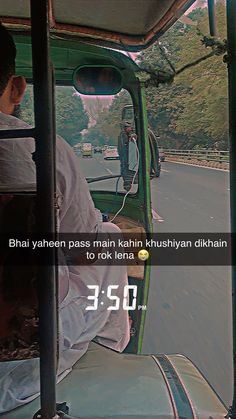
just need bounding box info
[138,249,149,261]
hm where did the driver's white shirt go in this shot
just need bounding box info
[0,112,130,413]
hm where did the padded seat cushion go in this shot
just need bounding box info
[3,342,226,419]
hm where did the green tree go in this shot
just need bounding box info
[83,126,106,146]
[139,0,228,150]
[20,85,34,125]
[55,87,89,146]
[84,90,132,146]
[20,86,89,147]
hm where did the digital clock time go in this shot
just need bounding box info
[86,285,138,311]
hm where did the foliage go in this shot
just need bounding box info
[83,90,132,146]
[83,125,106,146]
[84,1,228,150]
[139,0,228,150]
[20,2,228,150]
[20,85,34,126]
[20,86,89,147]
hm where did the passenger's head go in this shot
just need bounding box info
[0,22,26,115]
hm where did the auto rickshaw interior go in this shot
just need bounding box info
[0,36,152,361]
[1,0,235,417]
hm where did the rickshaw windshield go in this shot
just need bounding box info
[20,84,138,194]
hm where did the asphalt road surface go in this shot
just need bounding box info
[78,152,123,192]
[78,153,232,406]
[143,161,232,407]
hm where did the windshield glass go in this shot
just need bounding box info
[77,88,135,193]
[20,86,138,194]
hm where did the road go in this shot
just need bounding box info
[78,153,232,406]
[78,152,123,192]
[142,161,232,407]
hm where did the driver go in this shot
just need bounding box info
[0,23,130,413]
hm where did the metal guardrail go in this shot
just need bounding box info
[163,149,229,163]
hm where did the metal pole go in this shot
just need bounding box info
[30,1,58,418]
[227,0,236,417]
[207,0,218,38]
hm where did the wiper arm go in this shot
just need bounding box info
[86,174,121,184]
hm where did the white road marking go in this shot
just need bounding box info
[166,160,229,172]
[152,208,164,222]
[106,168,113,174]
[161,169,170,173]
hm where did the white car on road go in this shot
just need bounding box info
[104,146,119,160]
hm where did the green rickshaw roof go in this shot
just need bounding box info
[14,35,141,84]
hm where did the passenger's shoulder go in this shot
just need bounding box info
[56,135,73,152]
[0,113,31,130]
[0,115,34,153]
[56,135,83,184]
[56,135,77,162]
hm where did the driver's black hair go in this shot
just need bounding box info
[0,22,16,96]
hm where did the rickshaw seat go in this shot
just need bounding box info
[0,193,38,361]
[4,342,226,419]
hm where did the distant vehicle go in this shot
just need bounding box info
[81,143,93,158]
[159,148,165,162]
[94,146,102,153]
[104,146,119,160]
[73,143,82,156]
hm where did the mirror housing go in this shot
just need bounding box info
[73,66,123,95]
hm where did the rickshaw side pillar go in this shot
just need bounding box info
[227,0,236,417]
[135,82,152,353]
[30,0,58,418]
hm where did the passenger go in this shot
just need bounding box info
[0,23,130,413]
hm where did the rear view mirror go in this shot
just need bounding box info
[73,66,123,95]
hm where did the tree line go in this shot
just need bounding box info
[140,0,228,150]
[20,1,228,151]
[85,0,228,150]
[21,86,89,147]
